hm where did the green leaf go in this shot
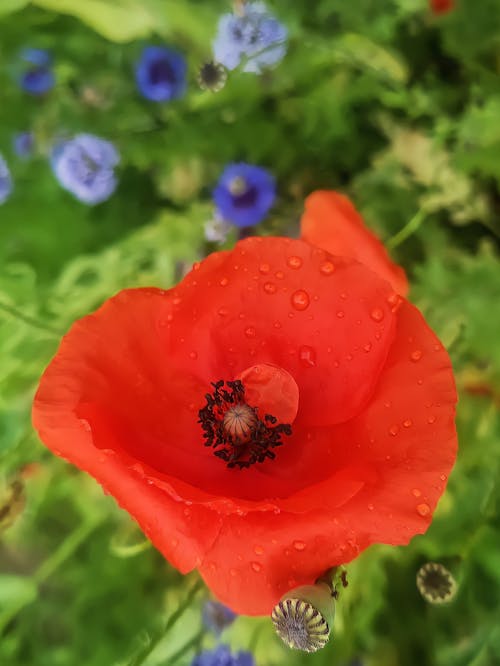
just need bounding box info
[333,33,408,84]
[0,0,29,16]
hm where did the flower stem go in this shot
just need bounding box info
[0,299,62,336]
[386,209,426,250]
[126,577,204,666]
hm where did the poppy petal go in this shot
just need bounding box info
[300,190,409,296]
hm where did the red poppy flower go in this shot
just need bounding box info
[33,191,457,616]
[430,0,454,14]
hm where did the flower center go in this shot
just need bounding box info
[198,378,293,469]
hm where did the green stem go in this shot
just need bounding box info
[126,578,204,666]
[0,300,62,337]
[0,517,100,635]
[169,628,205,666]
[386,210,426,250]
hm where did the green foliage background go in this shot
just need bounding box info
[1,1,500,664]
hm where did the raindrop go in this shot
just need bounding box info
[251,561,262,573]
[416,503,431,517]
[367,503,374,511]
[183,507,191,517]
[370,308,384,322]
[410,350,423,362]
[389,424,399,436]
[340,292,347,300]
[167,313,174,322]
[263,282,277,294]
[320,260,335,276]
[217,307,228,316]
[336,310,345,318]
[292,540,306,551]
[173,296,181,305]
[291,289,310,311]
[219,277,229,287]
[440,474,447,482]
[189,351,198,360]
[254,545,264,555]
[273,321,282,329]
[287,256,302,269]
[275,270,284,279]
[244,326,256,338]
[403,419,413,428]
[299,345,316,367]
[363,343,372,353]
[412,488,422,497]
[427,415,437,424]
[259,263,271,275]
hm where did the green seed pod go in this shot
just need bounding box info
[271,582,335,652]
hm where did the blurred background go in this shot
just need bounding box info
[1,1,500,664]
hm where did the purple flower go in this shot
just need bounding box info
[0,155,13,205]
[51,134,119,205]
[213,2,287,74]
[135,46,187,102]
[19,48,54,95]
[213,163,276,228]
[13,132,34,159]
[191,645,254,666]
[202,600,237,636]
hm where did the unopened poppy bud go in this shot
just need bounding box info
[416,562,457,604]
[271,582,334,652]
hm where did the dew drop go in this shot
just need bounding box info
[291,289,310,311]
[293,540,306,551]
[403,419,413,428]
[287,255,302,269]
[219,277,229,287]
[340,292,347,300]
[230,568,238,577]
[189,351,198,360]
[412,488,422,498]
[166,313,174,322]
[389,424,399,436]
[273,321,282,329]
[320,260,335,276]
[416,503,431,517]
[363,343,372,353]
[336,310,345,318]
[275,270,284,279]
[183,507,191,517]
[251,561,262,573]
[370,308,384,322]
[244,326,256,338]
[367,503,374,511]
[259,263,270,275]
[299,345,316,368]
[410,350,423,362]
[263,281,277,294]
[387,293,403,311]
[427,415,437,424]
[173,296,181,305]
[254,545,264,555]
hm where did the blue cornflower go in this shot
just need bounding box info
[213,2,287,73]
[13,132,34,159]
[51,134,119,205]
[19,48,55,95]
[191,645,254,666]
[135,46,187,102]
[213,163,276,228]
[0,155,13,205]
[202,600,237,636]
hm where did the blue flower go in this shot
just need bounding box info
[213,2,287,73]
[0,155,13,205]
[135,46,187,102]
[191,645,254,666]
[51,134,119,205]
[13,132,34,159]
[213,163,276,228]
[19,48,55,95]
[202,600,237,636]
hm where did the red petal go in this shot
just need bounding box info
[300,191,409,296]
[198,301,457,615]
[430,0,454,14]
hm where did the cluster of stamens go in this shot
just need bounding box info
[198,379,292,469]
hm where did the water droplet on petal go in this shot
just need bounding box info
[273,321,282,329]
[251,561,262,573]
[230,568,238,577]
[389,424,399,436]
[292,540,306,551]
[219,277,229,287]
[427,415,436,424]
[189,351,198,360]
[299,345,316,367]
[440,474,447,482]
[275,270,284,279]
[245,326,256,338]
[259,263,270,275]
[363,343,372,353]
[263,282,277,294]
[416,503,431,517]
[287,255,302,269]
[320,260,335,276]
[254,545,264,555]
[291,289,310,311]
[336,310,345,318]
[367,503,374,511]
[370,308,384,322]
[412,488,422,497]
[411,350,423,362]
[403,419,413,428]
